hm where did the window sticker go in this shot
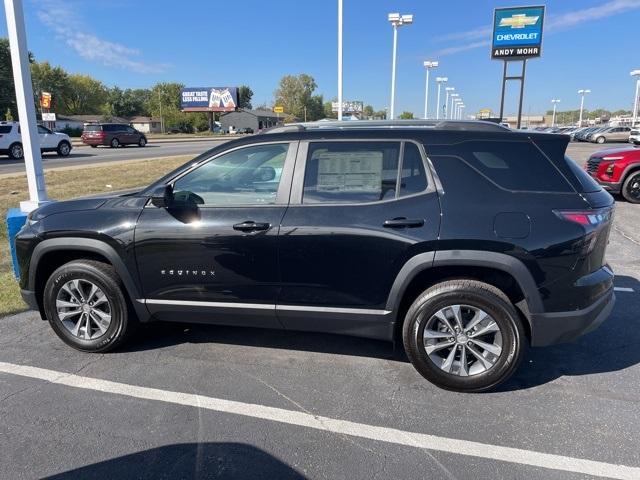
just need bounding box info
[314,150,383,193]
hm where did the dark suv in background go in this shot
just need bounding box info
[15,120,615,392]
[81,123,147,148]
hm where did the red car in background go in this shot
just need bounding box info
[586,147,640,203]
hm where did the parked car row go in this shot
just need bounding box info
[0,121,72,159]
[571,125,634,143]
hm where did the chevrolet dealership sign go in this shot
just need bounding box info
[491,5,545,59]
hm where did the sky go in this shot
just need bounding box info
[1,0,639,118]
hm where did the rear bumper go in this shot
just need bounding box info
[529,288,615,346]
[81,138,107,146]
[20,289,39,311]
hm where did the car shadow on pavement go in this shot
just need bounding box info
[123,322,400,362]
[43,442,306,480]
[502,274,640,391]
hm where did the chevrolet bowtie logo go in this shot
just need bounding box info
[499,13,539,29]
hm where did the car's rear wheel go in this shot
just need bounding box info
[9,142,23,159]
[56,141,71,157]
[138,137,146,147]
[402,279,525,392]
[90,145,98,148]
[596,136,606,144]
[622,171,640,204]
[110,138,119,148]
[43,260,137,352]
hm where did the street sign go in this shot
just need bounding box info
[273,106,284,113]
[491,5,545,59]
[41,112,56,121]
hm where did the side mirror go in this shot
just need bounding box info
[150,185,173,208]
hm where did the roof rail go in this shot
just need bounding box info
[261,119,509,134]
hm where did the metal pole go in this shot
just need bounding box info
[498,61,508,122]
[337,0,343,121]
[436,82,442,120]
[449,96,455,120]
[633,77,640,126]
[390,24,398,119]
[445,90,450,120]
[423,67,430,119]
[516,59,527,129]
[4,0,47,211]
[578,93,585,127]
[552,103,556,127]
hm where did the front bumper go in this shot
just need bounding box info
[529,288,615,346]
[596,180,622,194]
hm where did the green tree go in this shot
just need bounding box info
[363,105,374,119]
[5,107,13,121]
[64,74,107,114]
[399,111,414,119]
[0,38,33,119]
[30,61,71,113]
[274,74,319,120]
[323,100,336,119]
[104,87,150,117]
[238,85,253,109]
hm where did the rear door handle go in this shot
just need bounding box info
[383,217,425,229]
[233,221,271,232]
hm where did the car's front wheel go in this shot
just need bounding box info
[110,138,119,148]
[596,136,606,144]
[402,279,525,392]
[43,260,137,352]
[56,141,71,157]
[138,137,146,147]
[622,171,640,204]
[9,142,23,159]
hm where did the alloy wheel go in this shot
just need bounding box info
[56,279,112,340]
[11,144,23,158]
[422,304,503,376]
[626,173,640,201]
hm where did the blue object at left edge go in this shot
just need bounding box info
[6,208,28,279]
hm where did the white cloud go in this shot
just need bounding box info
[435,0,640,56]
[36,0,168,74]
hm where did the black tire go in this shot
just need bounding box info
[138,137,147,147]
[402,279,525,392]
[90,145,98,148]
[56,141,71,157]
[622,171,640,204]
[43,260,137,353]
[8,142,23,159]
[110,138,119,148]
[596,136,606,144]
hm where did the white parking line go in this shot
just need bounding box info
[614,287,635,292]
[0,361,638,480]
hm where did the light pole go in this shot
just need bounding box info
[631,70,640,127]
[423,60,438,119]
[435,77,447,120]
[449,93,459,120]
[459,104,465,120]
[444,86,454,119]
[337,0,343,121]
[578,89,590,127]
[551,99,561,127]
[456,100,463,120]
[388,13,413,120]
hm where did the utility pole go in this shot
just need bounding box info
[337,0,343,121]
[423,61,438,119]
[551,99,560,127]
[4,0,47,211]
[388,13,413,120]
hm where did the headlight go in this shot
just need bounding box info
[26,210,38,226]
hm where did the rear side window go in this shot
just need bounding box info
[84,125,101,132]
[400,143,428,197]
[0,126,12,134]
[303,142,400,204]
[429,140,573,193]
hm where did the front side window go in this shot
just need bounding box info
[173,143,289,206]
[303,142,401,204]
[37,125,52,134]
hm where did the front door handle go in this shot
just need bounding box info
[233,221,271,232]
[383,217,425,229]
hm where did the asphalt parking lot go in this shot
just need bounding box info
[1,141,639,480]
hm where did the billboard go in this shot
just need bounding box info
[180,87,238,112]
[331,101,363,113]
[491,5,545,59]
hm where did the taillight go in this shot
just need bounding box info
[554,208,613,227]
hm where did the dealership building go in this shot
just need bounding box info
[220,109,284,133]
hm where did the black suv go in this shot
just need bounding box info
[15,120,616,392]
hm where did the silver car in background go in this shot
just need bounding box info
[590,126,632,144]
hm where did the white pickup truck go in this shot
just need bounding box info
[0,121,72,159]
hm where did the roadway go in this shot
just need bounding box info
[0,138,230,176]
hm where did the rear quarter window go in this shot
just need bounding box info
[427,140,573,193]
